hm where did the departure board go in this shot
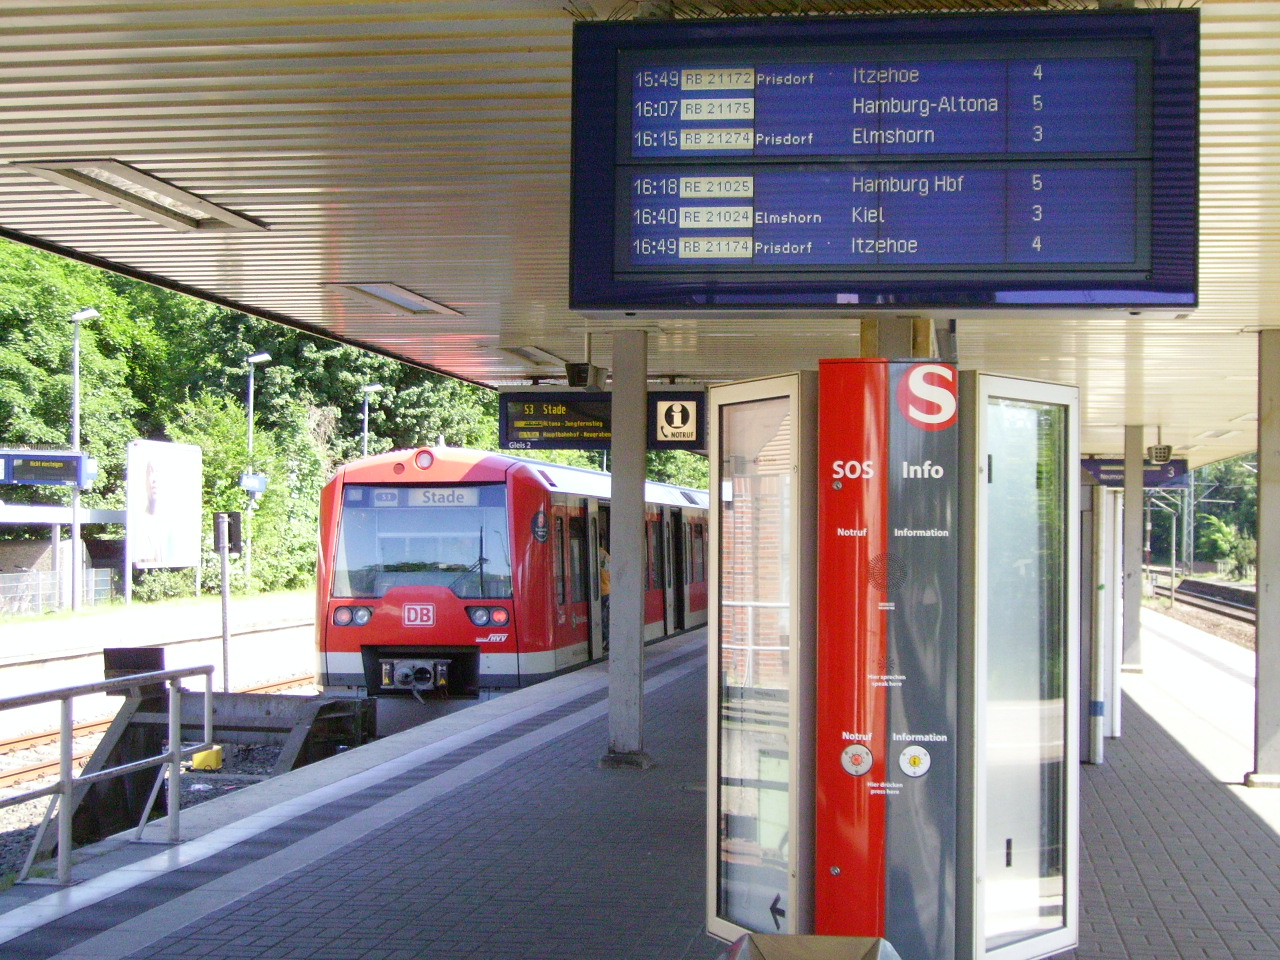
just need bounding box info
[570,12,1198,313]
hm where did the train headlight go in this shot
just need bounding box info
[332,606,353,626]
[468,606,491,627]
[490,607,510,627]
[352,606,373,626]
[415,450,435,470]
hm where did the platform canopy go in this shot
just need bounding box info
[0,0,1272,466]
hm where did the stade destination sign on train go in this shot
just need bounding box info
[569,13,1199,312]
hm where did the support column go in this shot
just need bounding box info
[602,329,652,769]
[1122,424,1145,671]
[859,316,936,358]
[1249,329,1280,787]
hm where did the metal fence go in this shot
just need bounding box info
[0,666,214,884]
[0,567,120,616]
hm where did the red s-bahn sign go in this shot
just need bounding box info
[897,362,959,432]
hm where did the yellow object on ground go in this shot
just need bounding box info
[191,745,223,771]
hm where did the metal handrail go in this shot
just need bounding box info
[0,666,214,884]
[720,600,791,687]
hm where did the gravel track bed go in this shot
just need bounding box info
[0,741,283,884]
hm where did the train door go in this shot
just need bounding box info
[598,503,611,654]
[587,499,606,660]
[665,507,686,633]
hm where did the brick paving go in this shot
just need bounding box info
[121,661,721,960]
[1061,693,1280,960]
[5,622,1280,960]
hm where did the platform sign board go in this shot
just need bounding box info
[1080,457,1188,488]
[501,391,613,451]
[127,440,202,570]
[499,389,707,452]
[814,359,959,958]
[0,451,91,487]
[649,391,705,451]
[570,11,1198,315]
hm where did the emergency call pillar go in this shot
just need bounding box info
[708,362,1080,960]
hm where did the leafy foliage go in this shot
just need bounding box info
[0,238,709,602]
[0,239,499,597]
[1197,513,1256,580]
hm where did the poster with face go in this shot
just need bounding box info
[127,440,203,569]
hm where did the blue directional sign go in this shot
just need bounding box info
[239,471,268,495]
[1081,457,1189,489]
[0,451,94,487]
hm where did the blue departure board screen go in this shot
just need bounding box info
[570,12,1198,314]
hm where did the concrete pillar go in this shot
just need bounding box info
[1249,329,1280,787]
[602,328,652,768]
[1122,424,1145,671]
[859,316,936,358]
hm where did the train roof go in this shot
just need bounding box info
[335,446,709,510]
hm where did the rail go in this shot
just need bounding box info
[0,666,214,885]
[721,600,791,689]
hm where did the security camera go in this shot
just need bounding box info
[566,363,607,391]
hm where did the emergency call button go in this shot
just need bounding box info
[840,744,873,776]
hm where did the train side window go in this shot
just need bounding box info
[555,516,566,605]
[693,523,706,583]
[647,519,664,591]
[684,521,692,584]
[665,520,674,589]
[568,516,588,604]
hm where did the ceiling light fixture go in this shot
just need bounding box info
[13,159,265,232]
[499,345,565,368]
[328,282,462,317]
[1193,429,1241,441]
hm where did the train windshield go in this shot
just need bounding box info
[332,483,513,599]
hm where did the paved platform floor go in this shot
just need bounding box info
[0,610,1278,960]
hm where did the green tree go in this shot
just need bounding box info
[1197,513,1256,580]
[0,241,138,518]
[646,450,709,489]
[1192,453,1257,566]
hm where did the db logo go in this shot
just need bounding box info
[403,603,436,627]
[898,364,958,432]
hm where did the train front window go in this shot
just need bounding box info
[332,484,513,599]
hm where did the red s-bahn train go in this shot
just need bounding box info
[316,446,709,700]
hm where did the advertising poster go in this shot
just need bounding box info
[127,439,203,569]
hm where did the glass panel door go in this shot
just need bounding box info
[716,394,794,932]
[984,397,1069,950]
[964,374,1079,960]
[707,373,817,944]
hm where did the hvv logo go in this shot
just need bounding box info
[897,364,958,432]
[403,603,436,627]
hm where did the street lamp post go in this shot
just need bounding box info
[361,383,384,457]
[244,351,271,587]
[69,307,99,612]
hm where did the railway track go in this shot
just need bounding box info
[1150,581,1256,625]
[0,674,316,790]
